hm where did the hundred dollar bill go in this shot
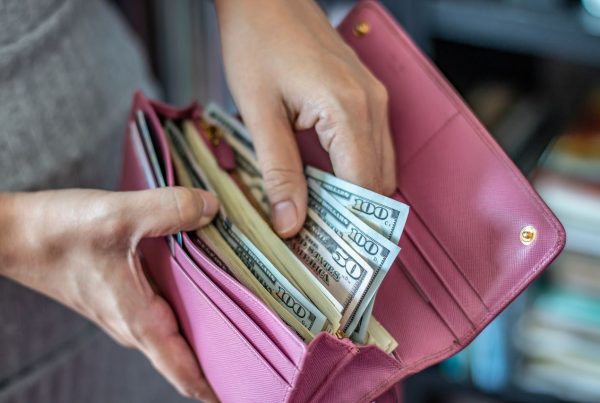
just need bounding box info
[307,178,401,337]
[307,178,400,272]
[202,104,270,214]
[288,210,375,335]
[351,297,375,343]
[194,226,315,341]
[305,166,409,244]
[204,103,255,153]
[164,120,215,192]
[182,120,343,330]
[365,317,398,354]
[212,215,327,335]
[164,121,324,339]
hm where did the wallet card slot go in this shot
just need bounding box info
[373,258,456,365]
[182,234,306,367]
[394,190,489,325]
[395,235,474,339]
[140,237,293,399]
[131,92,176,186]
[171,240,299,386]
[397,112,564,311]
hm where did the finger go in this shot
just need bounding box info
[380,120,397,195]
[315,90,382,193]
[137,300,219,402]
[243,99,307,238]
[120,187,219,239]
[373,85,397,194]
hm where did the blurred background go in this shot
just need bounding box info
[112,0,600,402]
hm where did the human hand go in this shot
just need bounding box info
[0,188,220,402]
[215,0,396,238]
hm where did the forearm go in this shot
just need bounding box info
[0,192,23,278]
[0,191,57,293]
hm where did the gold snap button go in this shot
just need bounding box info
[353,21,370,37]
[520,225,537,246]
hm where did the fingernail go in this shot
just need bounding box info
[272,200,297,236]
[201,192,219,217]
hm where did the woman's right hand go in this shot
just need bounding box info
[0,187,220,402]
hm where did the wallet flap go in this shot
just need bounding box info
[295,0,566,373]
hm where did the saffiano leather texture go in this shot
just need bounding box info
[119,1,566,401]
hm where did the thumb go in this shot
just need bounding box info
[120,187,219,239]
[243,102,307,238]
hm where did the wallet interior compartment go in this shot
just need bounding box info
[140,236,298,392]
[180,231,408,403]
[121,106,303,386]
[181,232,307,367]
[396,111,564,312]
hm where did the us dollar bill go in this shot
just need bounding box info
[195,225,315,342]
[203,104,270,214]
[351,296,375,343]
[182,120,343,330]
[204,102,256,154]
[288,210,375,335]
[305,166,409,244]
[213,215,327,335]
[307,178,400,272]
[307,178,401,338]
[164,120,215,193]
[165,120,326,338]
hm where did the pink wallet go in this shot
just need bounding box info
[119,1,566,402]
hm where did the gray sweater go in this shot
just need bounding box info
[0,1,186,401]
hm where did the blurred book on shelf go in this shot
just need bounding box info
[437,86,600,403]
[515,89,600,402]
[540,91,600,184]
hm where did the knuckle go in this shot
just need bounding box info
[372,79,389,106]
[382,177,397,195]
[333,80,372,133]
[130,317,154,345]
[105,216,132,241]
[171,187,203,227]
[340,80,370,113]
[129,298,172,345]
[95,201,132,246]
[262,166,304,202]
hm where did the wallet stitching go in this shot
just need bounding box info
[175,249,294,388]
[353,3,565,401]
[184,236,305,365]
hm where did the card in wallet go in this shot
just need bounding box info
[119,1,566,402]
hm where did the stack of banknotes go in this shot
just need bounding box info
[135,103,409,354]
